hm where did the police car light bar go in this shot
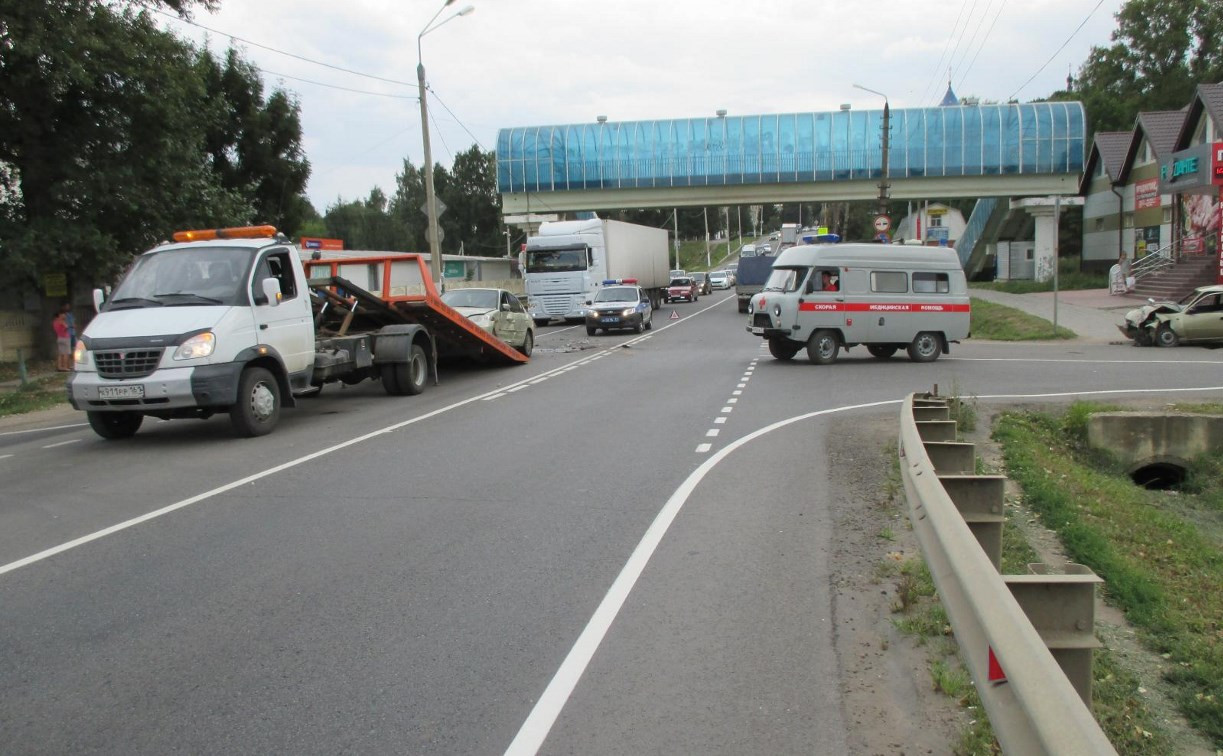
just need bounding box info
[601,278,639,285]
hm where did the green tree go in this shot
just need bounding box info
[1057,0,1223,133]
[0,0,248,293]
[442,146,503,256]
[196,47,312,235]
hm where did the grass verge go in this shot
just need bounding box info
[0,373,70,417]
[970,298,1077,340]
[993,402,1223,748]
[971,257,1109,293]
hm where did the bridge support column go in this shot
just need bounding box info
[1010,197,1085,283]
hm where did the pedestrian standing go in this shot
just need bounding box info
[53,303,72,371]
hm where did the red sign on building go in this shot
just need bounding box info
[1134,178,1160,210]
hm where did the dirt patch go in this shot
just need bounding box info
[827,412,966,755]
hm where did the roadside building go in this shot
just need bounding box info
[892,203,966,248]
[1158,82,1223,280]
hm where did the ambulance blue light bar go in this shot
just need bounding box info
[802,233,841,244]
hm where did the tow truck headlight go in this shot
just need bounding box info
[73,339,88,365]
[174,332,215,360]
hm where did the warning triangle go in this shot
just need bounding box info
[668,310,680,320]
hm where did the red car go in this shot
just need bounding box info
[665,277,699,303]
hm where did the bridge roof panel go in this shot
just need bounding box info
[497,102,1086,196]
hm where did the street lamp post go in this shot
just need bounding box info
[418,1,475,288]
[852,84,891,220]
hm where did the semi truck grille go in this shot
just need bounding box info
[538,295,572,315]
[94,349,164,379]
[752,314,772,329]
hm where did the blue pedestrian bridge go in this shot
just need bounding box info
[497,102,1085,213]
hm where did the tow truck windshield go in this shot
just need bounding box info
[106,246,254,309]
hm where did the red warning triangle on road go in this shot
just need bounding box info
[668,309,680,320]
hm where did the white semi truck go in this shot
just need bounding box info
[523,219,670,324]
[68,225,526,439]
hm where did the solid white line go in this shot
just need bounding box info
[0,346,618,579]
[503,397,900,756]
[41,439,81,449]
[0,423,88,437]
[482,394,506,401]
[504,382,1223,755]
[508,386,528,393]
[0,454,12,460]
[948,356,1223,364]
[695,443,712,453]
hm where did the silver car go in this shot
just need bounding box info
[441,287,535,355]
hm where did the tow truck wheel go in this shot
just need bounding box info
[518,330,534,357]
[768,337,800,360]
[231,367,281,437]
[1154,324,1179,348]
[867,345,898,359]
[806,329,839,365]
[382,344,428,396]
[87,410,144,439]
[907,332,943,362]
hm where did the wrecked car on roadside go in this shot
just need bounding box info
[1118,284,1223,347]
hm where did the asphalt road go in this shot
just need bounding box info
[2,291,1221,754]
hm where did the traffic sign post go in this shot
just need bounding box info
[873,215,891,233]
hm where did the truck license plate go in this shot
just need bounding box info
[99,385,144,399]
[751,327,764,335]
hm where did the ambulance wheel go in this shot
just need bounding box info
[1154,324,1179,348]
[867,345,898,359]
[87,410,144,439]
[806,329,839,365]
[768,337,800,360]
[231,367,281,437]
[907,332,943,363]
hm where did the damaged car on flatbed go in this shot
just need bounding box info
[1119,284,1223,347]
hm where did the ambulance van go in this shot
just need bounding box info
[745,242,970,364]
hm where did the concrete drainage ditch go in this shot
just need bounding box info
[1085,412,1223,490]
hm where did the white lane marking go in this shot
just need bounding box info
[42,439,81,449]
[727,398,738,404]
[0,423,89,437]
[0,297,743,578]
[720,407,733,413]
[530,378,549,385]
[714,417,727,424]
[705,429,719,437]
[483,393,506,401]
[508,386,528,393]
[536,323,583,338]
[504,382,1223,756]
[737,383,747,388]
[695,443,712,453]
[0,454,12,461]
[732,390,742,396]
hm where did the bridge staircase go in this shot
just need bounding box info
[957,198,1011,280]
[1130,240,1217,301]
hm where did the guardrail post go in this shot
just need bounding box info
[916,420,957,441]
[1003,564,1103,706]
[923,441,975,474]
[913,405,951,422]
[936,475,1005,569]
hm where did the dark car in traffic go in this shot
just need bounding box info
[691,271,712,296]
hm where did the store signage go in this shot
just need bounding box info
[300,237,344,251]
[1161,142,1223,192]
[1134,178,1160,210]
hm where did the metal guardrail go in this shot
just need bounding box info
[899,391,1116,755]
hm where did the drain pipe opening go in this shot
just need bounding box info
[1130,463,1187,490]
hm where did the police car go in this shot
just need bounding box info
[584,279,654,335]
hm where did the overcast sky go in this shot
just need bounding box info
[159,0,1128,212]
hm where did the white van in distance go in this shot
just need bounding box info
[746,243,970,364]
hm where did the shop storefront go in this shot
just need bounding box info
[1160,141,1223,284]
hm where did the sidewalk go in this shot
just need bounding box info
[968,287,1145,344]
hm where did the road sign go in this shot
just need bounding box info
[421,197,447,217]
[873,215,891,232]
[875,232,891,243]
[669,310,679,320]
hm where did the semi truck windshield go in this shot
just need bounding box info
[526,247,589,273]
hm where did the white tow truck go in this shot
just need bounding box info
[68,225,526,439]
